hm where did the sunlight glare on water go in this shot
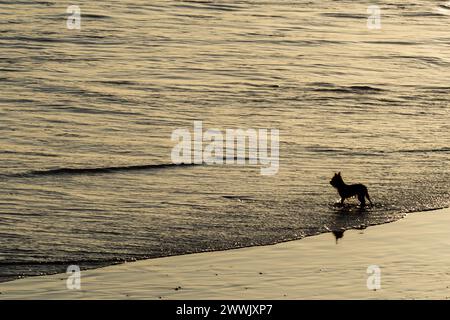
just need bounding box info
[0,0,449,282]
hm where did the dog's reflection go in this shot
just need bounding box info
[332,230,345,244]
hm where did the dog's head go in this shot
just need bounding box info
[330,172,343,188]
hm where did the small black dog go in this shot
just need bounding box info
[330,172,373,207]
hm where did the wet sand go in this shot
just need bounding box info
[1,207,450,299]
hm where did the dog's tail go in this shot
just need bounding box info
[366,190,373,206]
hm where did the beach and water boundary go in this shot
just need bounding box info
[1,206,449,300]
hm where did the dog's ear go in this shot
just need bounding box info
[338,172,341,176]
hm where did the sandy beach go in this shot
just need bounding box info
[1,207,449,300]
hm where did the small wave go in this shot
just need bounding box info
[175,1,244,12]
[396,147,450,154]
[363,40,419,46]
[404,11,444,17]
[5,156,257,178]
[304,146,385,157]
[13,163,201,177]
[321,13,366,19]
[310,84,384,94]
[304,146,450,156]
[82,14,113,19]
[0,1,53,5]
[0,150,59,157]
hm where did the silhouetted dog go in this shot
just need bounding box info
[330,172,373,207]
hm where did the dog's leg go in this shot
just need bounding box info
[358,194,366,207]
[366,191,373,206]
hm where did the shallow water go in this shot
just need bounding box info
[0,0,449,282]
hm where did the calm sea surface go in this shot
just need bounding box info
[0,0,449,282]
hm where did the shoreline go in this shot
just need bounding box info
[1,207,450,299]
[0,208,412,285]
